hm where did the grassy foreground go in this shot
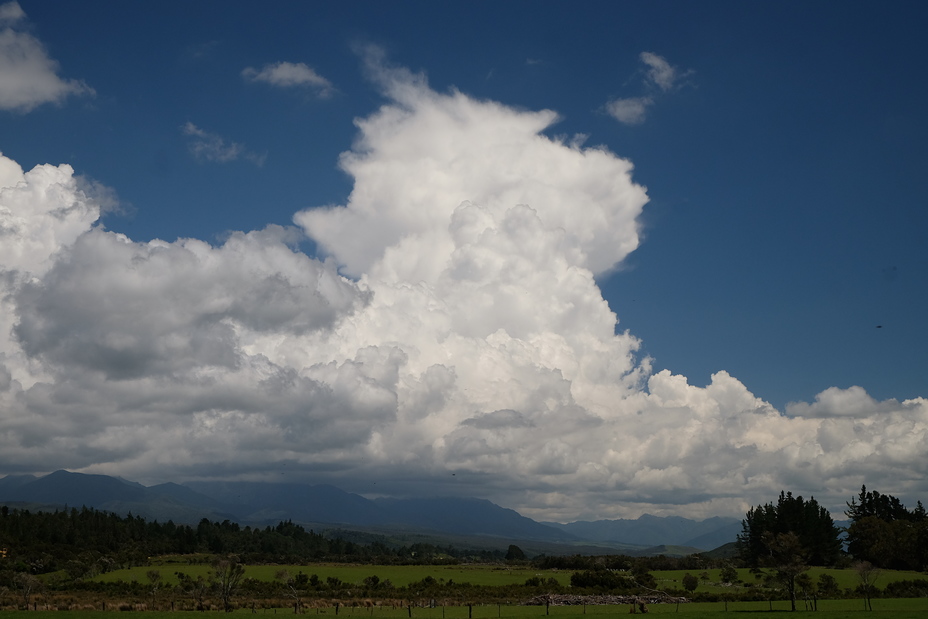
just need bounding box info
[94,564,560,587]
[94,564,925,592]
[2,597,928,618]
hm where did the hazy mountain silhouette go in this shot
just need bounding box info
[0,471,738,551]
[183,481,384,525]
[0,473,37,489]
[6,470,146,506]
[372,496,576,540]
[542,513,741,549]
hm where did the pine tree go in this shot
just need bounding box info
[738,491,841,567]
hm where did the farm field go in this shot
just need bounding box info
[92,564,571,588]
[2,597,928,618]
[652,566,927,593]
[94,564,926,593]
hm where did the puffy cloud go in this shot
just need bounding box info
[786,386,900,418]
[0,2,94,112]
[0,154,101,276]
[13,226,363,379]
[182,122,266,166]
[1,55,927,521]
[242,61,334,97]
[605,96,653,125]
[297,53,646,278]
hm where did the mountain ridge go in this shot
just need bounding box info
[542,514,742,549]
[0,471,739,553]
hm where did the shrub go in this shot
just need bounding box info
[682,573,698,592]
[883,579,928,598]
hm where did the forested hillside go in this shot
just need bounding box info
[0,505,501,579]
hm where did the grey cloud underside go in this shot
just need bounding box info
[14,227,362,379]
[0,55,926,521]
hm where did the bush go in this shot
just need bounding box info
[883,579,928,598]
[817,573,840,597]
[719,563,739,583]
[682,573,698,592]
[569,569,636,591]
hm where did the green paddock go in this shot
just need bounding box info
[2,597,928,618]
[651,566,926,594]
[92,565,571,588]
[94,564,927,592]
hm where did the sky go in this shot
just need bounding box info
[0,1,926,523]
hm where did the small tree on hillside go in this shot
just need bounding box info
[146,570,162,609]
[854,560,881,611]
[719,562,739,584]
[276,569,304,613]
[211,555,245,612]
[681,573,698,593]
[817,573,840,598]
[505,544,526,561]
[176,571,209,611]
[761,531,809,612]
[13,573,41,609]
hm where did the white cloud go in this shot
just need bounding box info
[0,1,94,112]
[182,122,266,166]
[0,153,102,277]
[1,55,926,521]
[242,61,334,98]
[605,52,690,126]
[785,385,900,418]
[640,51,680,92]
[605,96,653,125]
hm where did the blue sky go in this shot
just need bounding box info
[1,1,926,520]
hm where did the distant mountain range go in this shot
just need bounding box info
[0,470,740,555]
[542,514,742,551]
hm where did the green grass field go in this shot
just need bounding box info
[93,565,571,588]
[2,597,928,618]
[652,566,925,594]
[93,564,925,595]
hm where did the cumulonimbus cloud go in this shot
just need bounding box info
[0,54,925,521]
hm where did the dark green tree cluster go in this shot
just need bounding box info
[531,552,720,574]
[568,569,637,591]
[0,506,501,582]
[738,491,842,567]
[845,486,928,570]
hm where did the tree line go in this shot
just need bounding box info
[738,486,928,571]
[736,486,928,611]
[0,505,504,582]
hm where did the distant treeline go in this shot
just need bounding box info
[0,505,503,577]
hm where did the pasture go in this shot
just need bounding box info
[92,565,570,588]
[652,566,927,594]
[94,564,925,593]
[2,597,928,618]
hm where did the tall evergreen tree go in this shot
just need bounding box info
[845,486,928,570]
[738,491,842,567]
